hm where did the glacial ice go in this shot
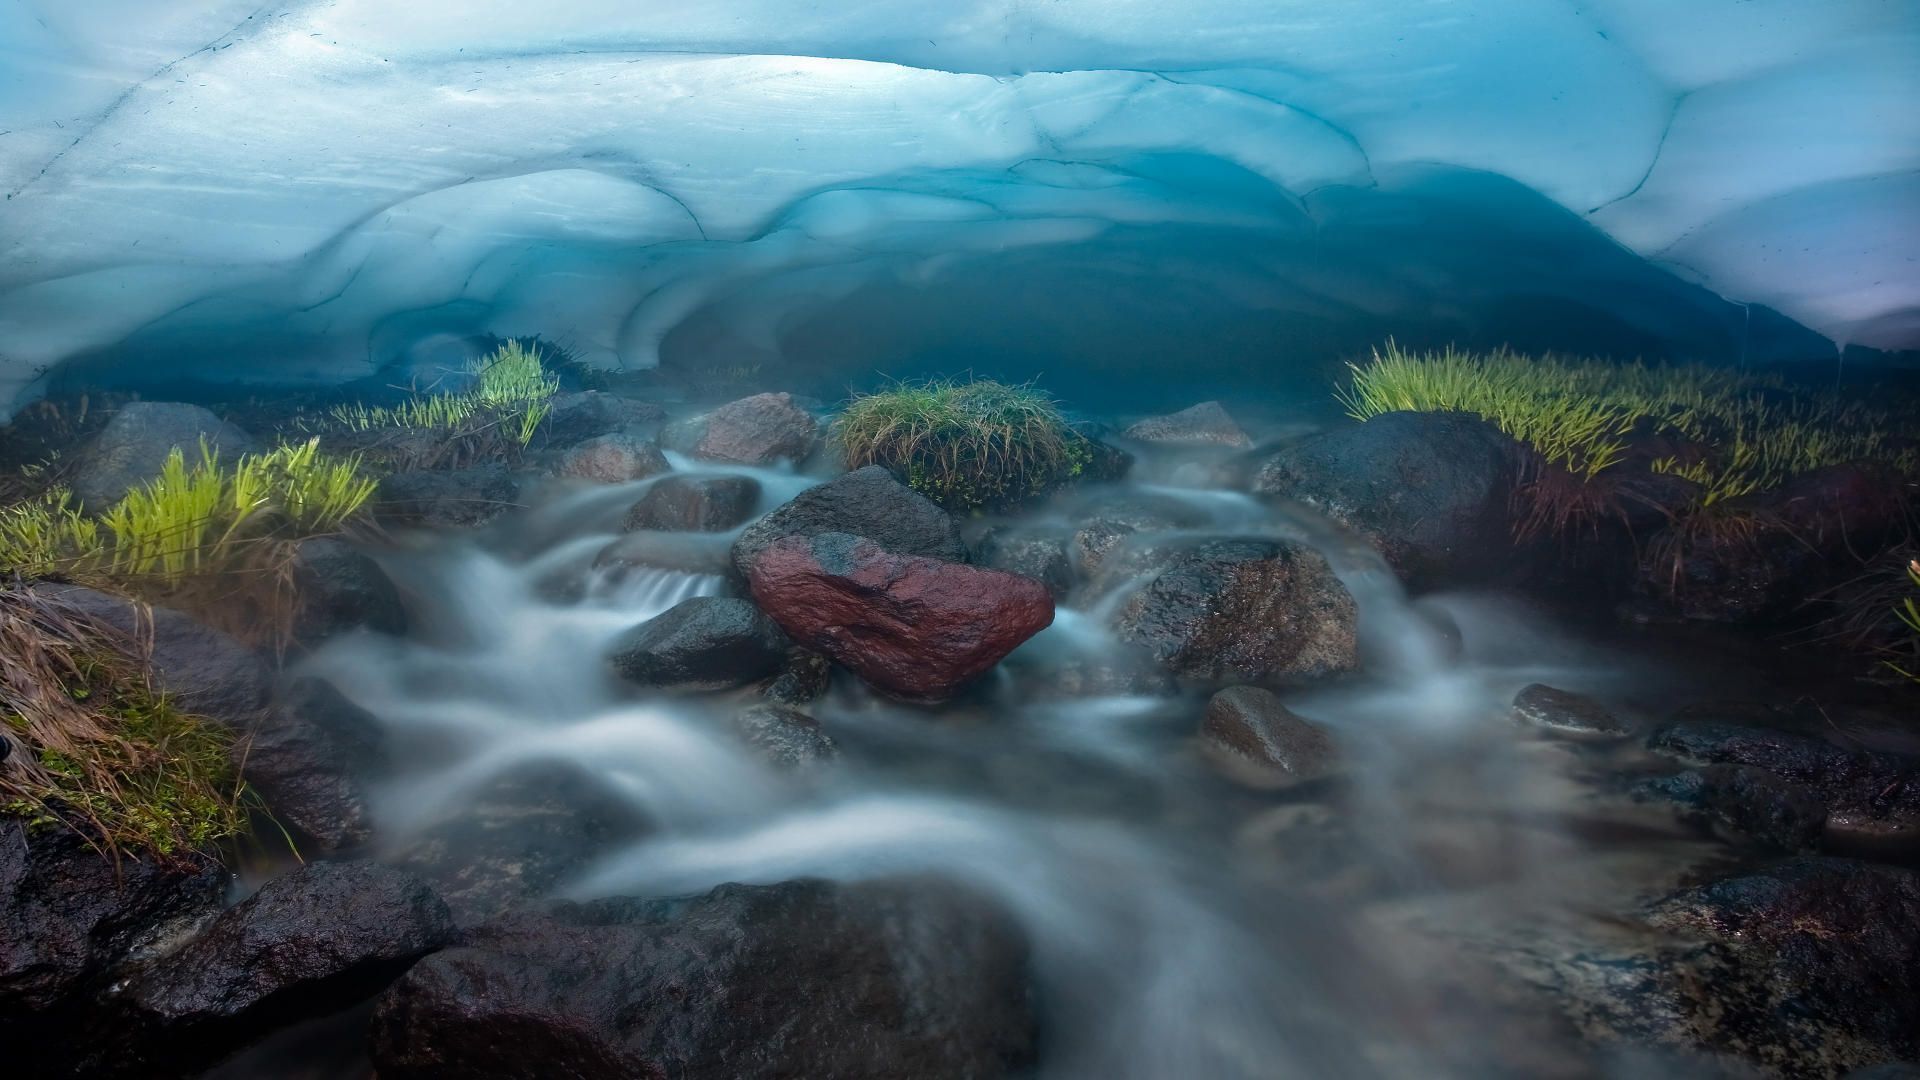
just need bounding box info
[0,1,1914,406]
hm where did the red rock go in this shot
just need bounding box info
[747,533,1054,701]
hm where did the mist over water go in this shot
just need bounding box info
[288,441,1724,1079]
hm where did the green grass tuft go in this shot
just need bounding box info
[0,437,375,586]
[832,379,1092,512]
[1892,557,1920,684]
[0,587,248,860]
[1338,341,1917,507]
[326,338,557,449]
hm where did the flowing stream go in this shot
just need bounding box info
[297,450,1725,1079]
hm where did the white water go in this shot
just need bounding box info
[299,457,1691,1078]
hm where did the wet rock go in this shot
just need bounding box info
[1108,538,1358,686]
[593,530,733,577]
[554,432,670,484]
[369,876,1037,1080]
[541,391,665,447]
[607,596,789,692]
[1068,494,1208,578]
[1634,462,1911,624]
[747,533,1054,701]
[624,474,760,532]
[1636,766,1827,852]
[111,861,453,1068]
[1251,411,1521,588]
[730,705,838,769]
[0,821,226,1018]
[762,648,832,706]
[289,538,406,646]
[731,465,967,576]
[976,527,1075,598]
[1647,714,1920,842]
[70,402,256,511]
[377,466,522,529]
[1124,401,1252,448]
[1647,857,1920,1070]
[1510,684,1630,738]
[392,762,652,925]
[1073,423,1135,483]
[29,584,271,726]
[662,392,818,465]
[1201,686,1338,787]
[239,680,387,855]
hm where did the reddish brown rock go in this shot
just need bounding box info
[747,533,1053,700]
[667,392,819,465]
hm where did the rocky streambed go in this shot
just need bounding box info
[3,385,1917,1079]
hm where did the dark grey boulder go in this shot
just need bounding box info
[1647,712,1920,843]
[70,402,256,512]
[239,679,387,855]
[607,596,789,692]
[289,537,406,646]
[1510,683,1630,738]
[1201,685,1339,787]
[624,474,760,532]
[541,391,665,447]
[730,465,966,576]
[110,861,452,1069]
[28,583,271,727]
[369,876,1037,1080]
[1636,765,1827,852]
[0,822,226,1018]
[1108,538,1358,686]
[376,466,522,529]
[1251,411,1521,588]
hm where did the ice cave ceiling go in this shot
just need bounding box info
[1,1,1916,406]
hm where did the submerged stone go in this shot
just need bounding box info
[1200,686,1339,787]
[1510,683,1631,738]
[1123,400,1252,448]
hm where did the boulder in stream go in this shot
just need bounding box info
[731,465,967,575]
[607,596,790,692]
[554,432,670,484]
[369,876,1037,1079]
[747,532,1054,701]
[289,537,406,645]
[1510,683,1631,739]
[1251,411,1521,588]
[1108,538,1357,687]
[1201,686,1339,787]
[662,392,818,465]
[624,474,760,532]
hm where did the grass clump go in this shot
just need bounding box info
[1338,341,1917,507]
[0,438,375,587]
[327,339,558,451]
[0,587,247,859]
[833,379,1092,512]
[1892,557,1920,683]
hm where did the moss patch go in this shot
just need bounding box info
[832,379,1093,513]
